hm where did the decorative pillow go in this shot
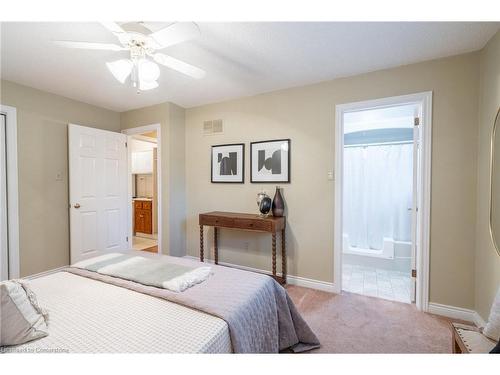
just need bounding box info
[0,279,49,346]
[483,286,500,342]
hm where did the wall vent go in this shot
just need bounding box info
[203,119,224,135]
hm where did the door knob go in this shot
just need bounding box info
[74,203,81,209]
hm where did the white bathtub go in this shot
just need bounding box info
[342,233,412,272]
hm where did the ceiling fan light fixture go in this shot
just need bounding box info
[106,59,133,84]
[138,59,161,82]
[139,80,159,91]
[55,21,205,92]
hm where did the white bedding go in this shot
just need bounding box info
[8,272,232,353]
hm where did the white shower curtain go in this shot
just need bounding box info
[343,143,413,250]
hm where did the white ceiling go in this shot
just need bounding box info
[1,22,498,111]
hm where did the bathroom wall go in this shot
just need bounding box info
[135,174,154,197]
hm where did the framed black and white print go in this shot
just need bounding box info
[211,143,245,183]
[250,139,290,183]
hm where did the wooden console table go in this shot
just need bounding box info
[199,211,287,284]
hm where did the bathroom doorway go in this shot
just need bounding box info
[334,93,432,310]
[123,124,161,254]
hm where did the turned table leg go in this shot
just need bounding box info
[282,228,286,283]
[272,232,277,277]
[214,227,219,265]
[200,225,204,262]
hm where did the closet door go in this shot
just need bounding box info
[0,114,8,280]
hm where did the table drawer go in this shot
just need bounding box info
[134,201,142,209]
[142,201,152,210]
[234,218,272,232]
[200,215,235,227]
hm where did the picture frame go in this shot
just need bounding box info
[250,139,290,183]
[211,143,245,183]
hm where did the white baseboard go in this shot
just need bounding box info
[472,311,487,328]
[183,256,337,293]
[427,302,479,323]
[25,266,68,280]
[286,274,338,293]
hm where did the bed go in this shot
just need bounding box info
[13,272,231,353]
[6,251,319,354]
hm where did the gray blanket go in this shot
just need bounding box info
[65,252,320,353]
[72,253,211,292]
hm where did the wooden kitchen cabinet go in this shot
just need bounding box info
[134,200,153,234]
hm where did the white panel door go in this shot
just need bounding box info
[0,114,8,280]
[69,124,128,263]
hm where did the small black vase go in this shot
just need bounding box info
[272,186,284,217]
[259,196,272,215]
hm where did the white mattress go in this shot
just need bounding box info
[12,272,232,353]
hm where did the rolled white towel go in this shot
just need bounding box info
[162,266,212,292]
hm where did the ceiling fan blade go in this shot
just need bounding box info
[138,22,157,33]
[100,22,132,46]
[149,22,200,49]
[153,53,206,79]
[100,22,126,34]
[53,41,126,51]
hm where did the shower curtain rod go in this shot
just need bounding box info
[344,140,413,148]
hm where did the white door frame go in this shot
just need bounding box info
[0,104,20,279]
[334,92,432,311]
[122,124,162,254]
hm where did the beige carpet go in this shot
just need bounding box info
[286,285,454,353]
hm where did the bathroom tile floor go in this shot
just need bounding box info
[132,236,158,251]
[342,264,412,303]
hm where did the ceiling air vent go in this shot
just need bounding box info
[203,119,224,135]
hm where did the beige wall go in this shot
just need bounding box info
[1,41,493,313]
[475,31,500,320]
[120,102,186,256]
[0,80,120,276]
[185,52,480,309]
[168,103,187,256]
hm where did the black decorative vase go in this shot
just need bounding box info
[272,186,284,217]
[259,196,272,216]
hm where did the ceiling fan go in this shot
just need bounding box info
[53,22,206,92]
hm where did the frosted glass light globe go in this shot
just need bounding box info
[139,80,159,91]
[106,59,133,83]
[139,59,160,82]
